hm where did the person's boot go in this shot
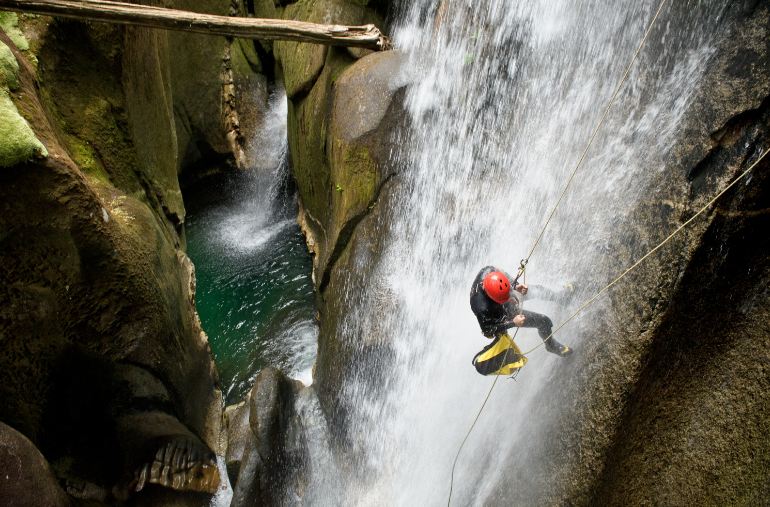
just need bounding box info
[545,338,572,357]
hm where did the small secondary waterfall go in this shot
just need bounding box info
[186,86,318,404]
[296,1,728,505]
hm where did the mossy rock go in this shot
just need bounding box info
[1,22,224,496]
[37,21,146,193]
[328,51,406,236]
[232,38,264,77]
[306,51,406,288]
[0,40,19,90]
[0,12,29,51]
[0,91,47,168]
[276,0,373,98]
[287,48,355,251]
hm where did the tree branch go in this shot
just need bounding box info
[0,0,390,50]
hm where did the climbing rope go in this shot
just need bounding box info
[446,369,500,507]
[524,0,669,263]
[444,0,768,502]
[447,147,768,506]
[521,147,768,355]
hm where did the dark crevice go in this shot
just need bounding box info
[254,40,276,83]
[687,94,770,183]
[177,145,235,191]
[116,359,185,421]
[318,172,398,293]
[115,358,216,455]
[129,164,181,238]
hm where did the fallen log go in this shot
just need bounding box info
[0,0,390,50]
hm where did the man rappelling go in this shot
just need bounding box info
[469,266,573,375]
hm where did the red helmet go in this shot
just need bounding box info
[482,271,511,304]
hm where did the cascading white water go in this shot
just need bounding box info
[300,1,728,505]
[187,84,319,404]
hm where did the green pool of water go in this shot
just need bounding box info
[184,172,317,404]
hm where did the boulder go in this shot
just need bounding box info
[231,367,306,507]
[275,0,376,99]
[288,48,406,290]
[321,50,406,288]
[224,395,251,485]
[0,422,70,507]
[287,48,353,273]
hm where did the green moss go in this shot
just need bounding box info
[0,91,47,167]
[64,133,111,183]
[0,40,19,90]
[331,141,377,221]
[38,21,145,193]
[231,38,263,77]
[0,12,30,51]
[277,0,369,98]
[287,50,354,230]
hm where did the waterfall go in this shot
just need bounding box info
[299,0,728,504]
[187,84,318,404]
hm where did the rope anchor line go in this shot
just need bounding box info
[522,147,768,355]
[445,0,768,503]
[448,0,671,500]
[446,146,768,506]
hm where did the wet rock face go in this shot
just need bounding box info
[224,396,252,485]
[592,95,770,505]
[313,57,408,418]
[231,367,306,507]
[285,48,408,416]
[267,0,404,425]
[0,5,250,505]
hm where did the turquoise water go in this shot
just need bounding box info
[185,172,317,404]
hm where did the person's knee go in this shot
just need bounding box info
[538,316,553,336]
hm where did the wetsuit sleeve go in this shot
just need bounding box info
[525,285,561,302]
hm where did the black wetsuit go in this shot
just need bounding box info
[469,265,554,340]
